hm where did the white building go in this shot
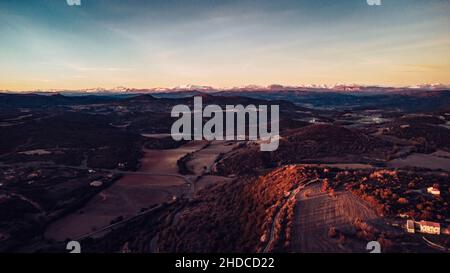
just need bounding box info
[406,220,415,233]
[427,187,440,196]
[419,221,440,235]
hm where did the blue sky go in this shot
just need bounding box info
[0,0,449,90]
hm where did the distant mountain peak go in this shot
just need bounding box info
[2,83,449,94]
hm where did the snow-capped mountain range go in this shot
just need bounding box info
[2,83,450,94]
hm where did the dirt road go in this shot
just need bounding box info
[263,179,319,253]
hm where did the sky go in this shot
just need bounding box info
[0,0,449,91]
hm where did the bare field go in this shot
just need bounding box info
[44,141,206,241]
[387,151,450,172]
[143,141,207,174]
[292,183,381,253]
[44,183,180,241]
[186,141,239,175]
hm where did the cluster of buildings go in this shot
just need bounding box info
[404,187,444,235]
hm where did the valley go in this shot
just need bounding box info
[0,90,449,253]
